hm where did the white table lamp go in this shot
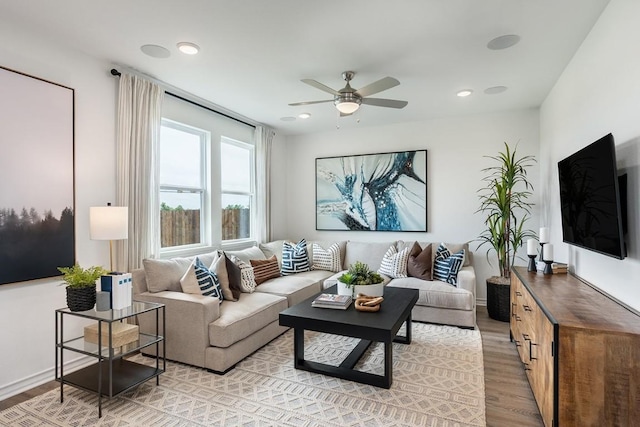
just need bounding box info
[90,203,128,272]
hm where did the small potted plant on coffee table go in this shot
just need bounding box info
[337,261,385,297]
[58,264,108,311]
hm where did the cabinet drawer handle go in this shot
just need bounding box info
[516,291,522,296]
[515,315,522,322]
[523,304,532,312]
[514,339,521,347]
[530,342,538,361]
[522,333,530,341]
[511,302,517,317]
[523,362,531,371]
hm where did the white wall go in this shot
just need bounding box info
[0,23,117,399]
[540,0,640,311]
[280,109,541,304]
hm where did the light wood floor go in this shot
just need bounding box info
[0,306,543,426]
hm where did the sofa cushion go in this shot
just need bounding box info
[180,257,223,301]
[378,245,409,278]
[224,246,265,264]
[387,278,474,311]
[343,241,396,271]
[433,243,466,285]
[211,251,236,301]
[407,241,433,280]
[228,255,257,292]
[209,292,287,348]
[143,252,217,293]
[259,240,286,267]
[311,242,342,272]
[224,254,243,299]
[250,255,281,285]
[281,239,310,275]
[253,274,322,306]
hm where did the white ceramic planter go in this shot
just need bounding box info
[353,282,384,297]
[337,281,352,296]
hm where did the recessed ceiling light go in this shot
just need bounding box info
[457,89,473,97]
[484,86,508,95]
[298,113,311,119]
[140,44,170,58]
[487,35,521,50]
[177,42,200,55]
[280,116,296,121]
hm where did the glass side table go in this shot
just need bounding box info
[55,301,165,418]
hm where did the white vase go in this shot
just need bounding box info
[337,281,352,296]
[353,282,384,297]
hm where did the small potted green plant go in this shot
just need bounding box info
[58,264,108,311]
[337,261,384,297]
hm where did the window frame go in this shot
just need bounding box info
[220,136,255,244]
[159,118,210,255]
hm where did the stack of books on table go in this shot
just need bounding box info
[552,263,568,274]
[311,293,352,310]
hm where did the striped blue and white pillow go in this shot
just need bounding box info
[378,245,410,278]
[281,239,310,275]
[433,243,465,286]
[312,243,342,272]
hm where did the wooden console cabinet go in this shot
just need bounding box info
[510,267,640,426]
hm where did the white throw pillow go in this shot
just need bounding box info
[312,243,342,272]
[378,245,409,278]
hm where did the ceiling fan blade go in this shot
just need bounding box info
[288,100,333,106]
[301,79,341,96]
[361,98,408,109]
[355,77,400,97]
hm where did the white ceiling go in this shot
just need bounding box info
[1,0,610,135]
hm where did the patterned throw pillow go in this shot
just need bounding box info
[378,245,410,278]
[228,255,257,292]
[311,243,342,272]
[250,255,281,285]
[180,257,223,301]
[281,239,310,275]
[433,243,465,286]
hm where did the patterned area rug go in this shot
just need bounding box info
[0,323,485,426]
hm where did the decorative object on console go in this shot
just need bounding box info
[476,142,535,321]
[281,239,310,275]
[58,264,108,311]
[526,238,538,272]
[338,261,384,297]
[311,293,352,310]
[101,272,133,309]
[378,245,410,278]
[542,243,554,275]
[316,150,427,231]
[90,203,128,272]
[0,66,75,286]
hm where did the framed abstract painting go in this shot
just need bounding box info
[316,150,427,231]
[0,66,75,285]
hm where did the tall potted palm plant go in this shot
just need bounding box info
[477,142,535,321]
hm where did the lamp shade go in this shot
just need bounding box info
[90,206,128,240]
[335,100,360,114]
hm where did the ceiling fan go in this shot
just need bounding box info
[289,71,408,116]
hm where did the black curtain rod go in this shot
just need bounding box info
[110,68,256,129]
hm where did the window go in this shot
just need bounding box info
[221,138,254,241]
[159,119,208,249]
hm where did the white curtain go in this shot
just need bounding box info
[114,73,164,270]
[255,126,275,243]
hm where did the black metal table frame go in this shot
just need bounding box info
[292,313,412,389]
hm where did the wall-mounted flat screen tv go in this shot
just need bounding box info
[557,133,626,259]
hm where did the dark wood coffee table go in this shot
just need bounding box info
[279,285,418,388]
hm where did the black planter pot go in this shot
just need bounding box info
[66,286,96,312]
[486,278,511,322]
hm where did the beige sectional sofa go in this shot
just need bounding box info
[132,239,476,373]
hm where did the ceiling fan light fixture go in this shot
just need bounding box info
[456,89,473,97]
[335,100,360,114]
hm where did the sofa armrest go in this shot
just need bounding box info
[457,266,476,296]
[135,291,220,367]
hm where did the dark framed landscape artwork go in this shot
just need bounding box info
[316,150,427,231]
[0,66,75,285]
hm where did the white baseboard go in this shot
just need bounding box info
[476,298,487,307]
[0,355,92,402]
